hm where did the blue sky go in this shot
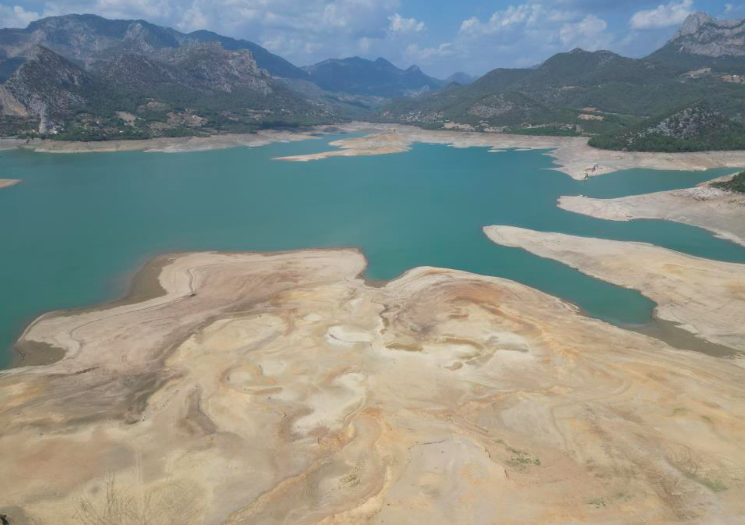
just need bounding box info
[1,0,742,76]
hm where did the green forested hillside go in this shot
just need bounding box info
[380,41,745,151]
[713,171,745,192]
[588,103,745,152]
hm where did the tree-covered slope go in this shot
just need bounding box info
[304,57,441,98]
[589,102,745,152]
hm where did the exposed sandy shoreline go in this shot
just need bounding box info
[5,122,745,181]
[559,175,745,247]
[274,123,745,181]
[17,128,334,154]
[485,226,745,353]
[3,248,745,524]
[0,178,20,190]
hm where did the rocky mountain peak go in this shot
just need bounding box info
[667,12,745,57]
[674,12,716,38]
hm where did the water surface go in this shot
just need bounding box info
[0,135,742,367]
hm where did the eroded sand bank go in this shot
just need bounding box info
[559,175,745,247]
[0,178,19,190]
[2,249,745,524]
[485,226,745,352]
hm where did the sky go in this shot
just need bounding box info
[0,0,742,77]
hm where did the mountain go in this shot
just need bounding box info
[1,11,744,149]
[0,42,334,139]
[0,46,108,134]
[442,72,477,85]
[380,51,659,133]
[0,15,348,138]
[0,14,307,78]
[99,42,273,95]
[304,57,441,98]
[182,30,306,79]
[0,13,445,138]
[648,12,745,73]
[381,13,745,150]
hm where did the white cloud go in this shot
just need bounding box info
[0,5,43,28]
[630,0,694,30]
[404,42,453,64]
[559,14,611,50]
[453,3,614,72]
[459,4,551,36]
[388,13,424,33]
[723,3,744,16]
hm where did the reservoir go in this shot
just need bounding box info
[0,134,742,367]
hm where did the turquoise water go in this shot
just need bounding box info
[0,135,742,367]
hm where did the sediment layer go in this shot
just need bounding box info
[2,249,745,524]
[558,176,745,247]
[485,226,745,352]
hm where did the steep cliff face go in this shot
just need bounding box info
[667,12,745,58]
[100,42,273,96]
[153,43,273,95]
[0,46,101,133]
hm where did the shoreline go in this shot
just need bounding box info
[8,242,741,370]
[6,247,370,369]
[484,225,745,354]
[2,122,744,180]
[272,123,745,181]
[558,174,745,247]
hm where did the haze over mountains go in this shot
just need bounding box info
[0,11,743,151]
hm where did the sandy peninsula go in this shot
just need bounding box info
[2,249,745,524]
[559,175,745,247]
[0,178,20,190]
[485,226,745,353]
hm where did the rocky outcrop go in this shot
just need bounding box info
[667,12,745,57]
[0,46,100,133]
[153,43,272,95]
[100,42,273,96]
[639,103,732,140]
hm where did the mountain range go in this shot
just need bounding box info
[0,12,744,151]
[382,12,745,151]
